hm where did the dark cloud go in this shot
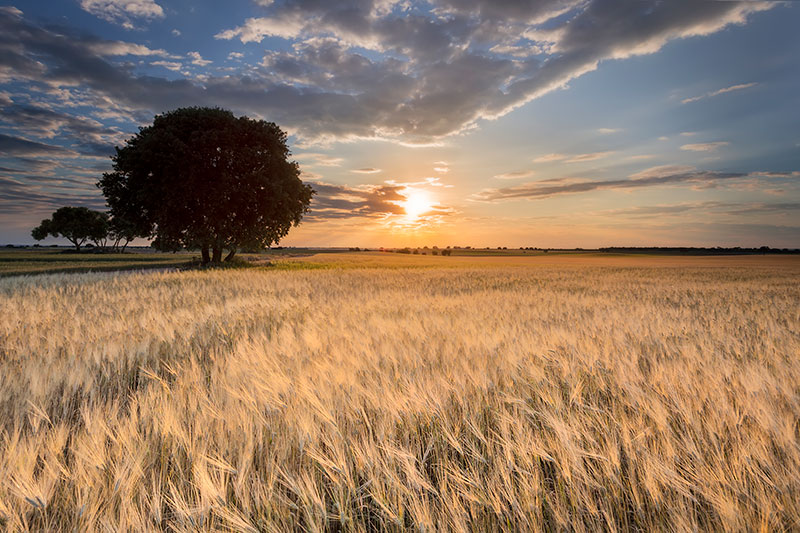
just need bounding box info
[0,2,774,145]
[215,0,771,140]
[0,157,58,173]
[0,175,105,216]
[0,133,76,156]
[306,181,407,219]
[0,104,121,156]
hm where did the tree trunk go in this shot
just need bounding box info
[201,245,210,264]
[71,239,81,252]
[224,248,236,262]
[212,246,222,263]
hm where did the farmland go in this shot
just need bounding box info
[0,254,798,531]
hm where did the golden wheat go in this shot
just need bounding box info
[0,256,798,531]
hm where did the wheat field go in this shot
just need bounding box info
[0,255,798,531]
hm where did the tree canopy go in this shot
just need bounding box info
[31,206,108,251]
[98,107,314,263]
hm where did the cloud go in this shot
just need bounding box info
[215,14,306,43]
[295,153,344,167]
[351,167,381,174]
[86,41,174,58]
[151,61,183,72]
[79,0,165,28]
[597,128,620,134]
[0,105,123,155]
[0,175,106,216]
[306,181,406,219]
[171,29,181,36]
[306,180,455,226]
[680,142,729,152]
[0,134,76,157]
[533,153,567,163]
[433,161,450,173]
[208,0,772,143]
[493,170,535,180]
[187,51,211,67]
[473,165,751,201]
[0,3,777,146]
[682,82,757,104]
[600,201,800,219]
[565,151,614,163]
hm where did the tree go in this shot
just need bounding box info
[108,214,138,252]
[98,107,314,264]
[90,212,110,249]
[32,207,108,252]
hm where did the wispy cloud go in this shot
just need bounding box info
[87,41,175,58]
[493,170,535,180]
[533,153,567,163]
[474,165,751,201]
[295,153,344,167]
[151,61,183,72]
[597,128,620,134]
[602,201,799,217]
[533,151,614,164]
[682,82,757,104]
[681,142,729,152]
[433,161,450,174]
[351,168,381,174]
[566,151,614,163]
[0,134,76,157]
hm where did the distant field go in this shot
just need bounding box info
[0,249,194,277]
[0,248,349,277]
[1,255,798,531]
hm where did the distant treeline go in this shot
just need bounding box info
[598,247,799,255]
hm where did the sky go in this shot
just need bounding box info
[0,0,798,248]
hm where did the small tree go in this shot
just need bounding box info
[107,215,138,252]
[90,212,110,249]
[32,207,108,252]
[99,107,314,264]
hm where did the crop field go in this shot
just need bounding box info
[0,254,798,531]
[0,248,349,278]
[0,250,194,278]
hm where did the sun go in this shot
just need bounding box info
[402,189,433,220]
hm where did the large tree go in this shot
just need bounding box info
[98,107,314,263]
[32,206,108,252]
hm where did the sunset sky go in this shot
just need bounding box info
[0,1,798,248]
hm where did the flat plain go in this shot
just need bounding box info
[0,253,798,531]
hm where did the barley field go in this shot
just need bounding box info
[0,254,798,531]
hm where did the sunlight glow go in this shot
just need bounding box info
[402,189,433,220]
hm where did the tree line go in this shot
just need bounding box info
[32,206,136,252]
[33,107,314,263]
